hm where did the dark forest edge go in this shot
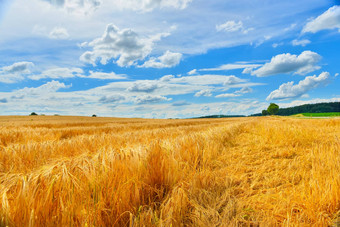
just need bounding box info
[194,102,340,118]
[250,102,340,116]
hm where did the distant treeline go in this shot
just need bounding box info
[251,102,340,116]
[195,115,246,119]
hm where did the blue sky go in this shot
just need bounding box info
[0,0,339,118]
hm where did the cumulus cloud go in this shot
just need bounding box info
[292,39,311,47]
[29,67,83,80]
[266,72,330,100]
[216,20,253,34]
[127,82,159,93]
[0,62,34,83]
[250,51,321,77]
[99,95,125,103]
[16,80,72,95]
[159,75,175,82]
[2,62,34,74]
[135,95,172,104]
[302,5,340,33]
[80,24,168,67]
[194,89,212,97]
[141,51,182,68]
[86,71,126,80]
[242,67,254,74]
[42,0,101,15]
[114,0,192,12]
[49,27,69,39]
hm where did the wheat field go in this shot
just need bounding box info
[0,116,339,226]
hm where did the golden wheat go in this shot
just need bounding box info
[0,116,339,226]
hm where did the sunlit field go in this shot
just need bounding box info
[0,116,339,226]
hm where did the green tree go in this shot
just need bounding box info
[262,110,268,116]
[267,103,279,115]
[30,112,38,116]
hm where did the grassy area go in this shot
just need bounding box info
[292,112,340,117]
[0,116,339,226]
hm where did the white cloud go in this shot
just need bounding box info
[2,61,34,74]
[2,0,326,70]
[29,68,126,80]
[113,0,192,12]
[235,87,253,94]
[168,75,247,85]
[172,100,191,106]
[335,73,339,77]
[302,5,340,33]
[272,43,283,48]
[292,39,311,47]
[215,93,240,98]
[29,67,83,80]
[141,51,182,68]
[216,20,253,34]
[42,0,101,15]
[242,67,253,74]
[80,24,169,67]
[86,74,262,100]
[216,20,243,32]
[49,27,69,39]
[0,62,34,83]
[0,74,24,84]
[223,75,246,85]
[201,63,262,72]
[188,69,197,75]
[99,95,125,103]
[0,77,265,118]
[159,75,175,82]
[16,80,72,95]
[194,89,212,97]
[215,86,252,98]
[86,71,126,80]
[127,81,159,93]
[135,95,172,104]
[250,51,321,77]
[266,72,330,100]
[284,23,297,31]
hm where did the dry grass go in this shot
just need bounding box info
[0,116,339,226]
